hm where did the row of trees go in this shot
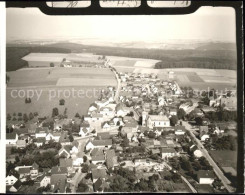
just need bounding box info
[7,112,38,122]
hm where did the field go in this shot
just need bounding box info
[114,65,236,90]
[6,67,117,118]
[7,67,116,88]
[209,150,237,173]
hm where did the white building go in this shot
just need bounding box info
[6,175,18,186]
[147,115,170,129]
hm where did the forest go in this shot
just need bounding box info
[6,42,237,71]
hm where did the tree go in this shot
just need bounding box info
[23,113,28,122]
[75,113,81,118]
[59,99,65,106]
[25,97,31,104]
[121,138,129,148]
[77,182,89,192]
[81,164,89,173]
[50,62,54,67]
[195,117,203,126]
[170,115,178,126]
[83,156,87,163]
[69,134,74,142]
[52,108,59,117]
[7,113,12,121]
[29,112,34,120]
[177,109,186,120]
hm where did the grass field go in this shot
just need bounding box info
[6,87,102,118]
[209,150,237,169]
[6,67,117,118]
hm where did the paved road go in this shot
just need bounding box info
[182,121,234,193]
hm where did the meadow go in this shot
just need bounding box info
[6,67,117,118]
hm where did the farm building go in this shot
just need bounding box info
[22,53,104,68]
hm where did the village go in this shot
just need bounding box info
[5,59,238,193]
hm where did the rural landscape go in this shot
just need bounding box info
[5,6,238,194]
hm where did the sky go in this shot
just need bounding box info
[6,6,236,43]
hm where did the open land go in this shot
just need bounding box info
[6,67,117,118]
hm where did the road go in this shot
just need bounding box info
[182,121,234,193]
[112,69,121,103]
[180,175,197,193]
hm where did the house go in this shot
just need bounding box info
[91,155,105,164]
[95,99,110,109]
[6,175,18,186]
[70,141,79,154]
[102,122,111,130]
[35,137,46,147]
[199,126,209,134]
[97,132,111,140]
[16,140,26,148]
[59,131,71,146]
[105,149,118,169]
[174,126,186,135]
[18,167,31,178]
[161,148,177,159]
[91,168,108,183]
[88,103,98,114]
[40,174,51,187]
[200,133,210,141]
[147,115,170,129]
[169,108,177,116]
[6,132,18,145]
[116,103,131,117]
[99,105,116,119]
[51,167,68,175]
[86,139,112,151]
[59,158,73,173]
[134,158,147,166]
[7,180,22,192]
[59,146,71,158]
[197,170,215,184]
[35,127,49,138]
[112,117,124,126]
[46,132,61,142]
[79,122,90,137]
[72,153,84,167]
[93,177,109,192]
[51,174,67,193]
[30,162,39,177]
[220,96,237,110]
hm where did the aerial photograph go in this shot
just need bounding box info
[5,4,238,194]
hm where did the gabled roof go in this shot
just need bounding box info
[59,132,70,143]
[80,121,90,127]
[59,158,73,168]
[91,168,107,180]
[51,167,68,175]
[32,162,39,169]
[92,155,105,162]
[72,140,79,148]
[92,139,112,146]
[161,148,176,153]
[36,127,49,134]
[36,137,46,143]
[51,175,67,193]
[197,170,215,179]
[105,149,117,169]
[91,148,104,157]
[149,115,169,121]
[18,167,30,174]
[12,180,22,190]
[6,132,17,140]
[97,132,110,140]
